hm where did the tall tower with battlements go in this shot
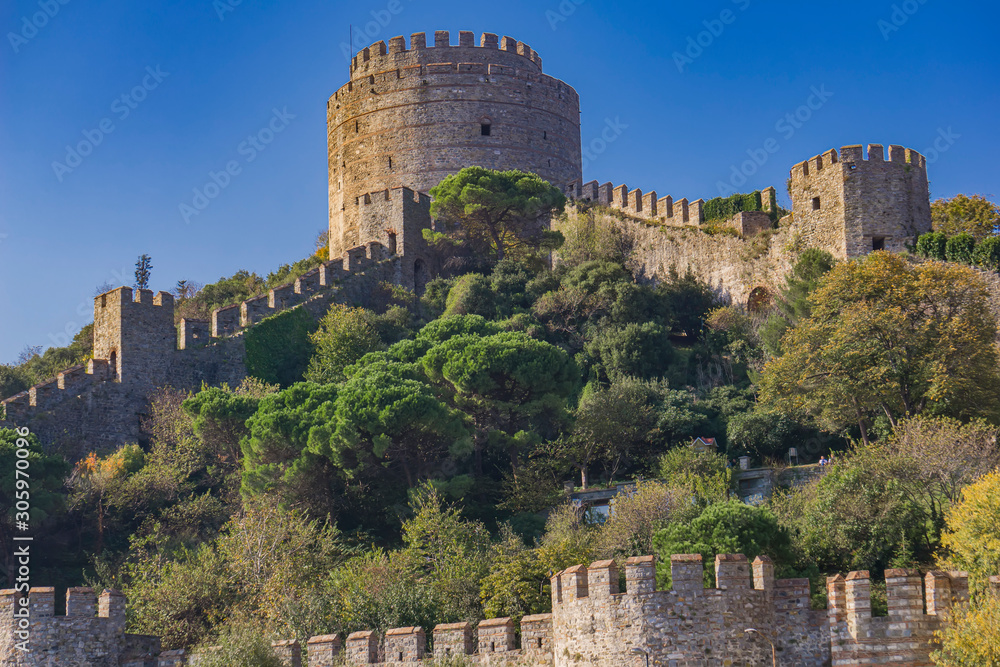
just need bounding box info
[327,30,583,271]
[789,143,932,259]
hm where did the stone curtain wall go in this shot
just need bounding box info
[328,31,583,258]
[1,557,983,667]
[559,143,932,308]
[0,232,411,457]
[175,616,554,667]
[827,569,968,667]
[556,204,798,308]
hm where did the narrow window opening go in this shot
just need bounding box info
[355,120,359,133]
[543,131,548,140]
[369,75,375,84]
[490,641,496,652]
[388,157,393,169]
[101,294,107,307]
[811,197,821,211]
[481,123,492,136]
[397,652,403,661]
[873,237,886,251]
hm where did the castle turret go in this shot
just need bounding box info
[328,31,583,275]
[789,143,931,258]
[93,287,175,383]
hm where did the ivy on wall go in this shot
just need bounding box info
[243,307,318,387]
[702,192,764,223]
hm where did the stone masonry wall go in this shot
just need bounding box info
[0,238,407,458]
[8,555,978,666]
[789,144,931,259]
[551,554,828,667]
[0,587,159,667]
[556,204,797,309]
[328,31,582,258]
[560,143,932,308]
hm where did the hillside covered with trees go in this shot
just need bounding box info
[3,172,1000,664]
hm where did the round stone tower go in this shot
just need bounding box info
[327,30,583,258]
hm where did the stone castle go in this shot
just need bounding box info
[0,32,942,664]
[0,29,933,453]
[4,553,990,666]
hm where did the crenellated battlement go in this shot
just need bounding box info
[565,178,709,226]
[788,142,932,259]
[349,31,542,79]
[826,568,967,666]
[5,560,995,666]
[180,616,551,666]
[549,553,826,666]
[790,143,927,182]
[1,240,407,453]
[0,587,159,667]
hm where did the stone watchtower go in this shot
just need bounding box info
[328,30,583,282]
[93,287,175,384]
[789,143,932,259]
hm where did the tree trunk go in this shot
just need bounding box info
[96,498,105,555]
[580,465,588,490]
[853,398,871,447]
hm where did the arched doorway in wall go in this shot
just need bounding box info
[414,259,427,296]
[747,287,772,313]
[108,350,118,381]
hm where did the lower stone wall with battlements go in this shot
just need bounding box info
[0,587,160,667]
[551,554,828,666]
[4,556,988,667]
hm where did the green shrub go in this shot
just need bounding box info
[585,323,675,383]
[244,308,317,387]
[945,232,977,264]
[916,231,947,260]
[975,236,1000,271]
[702,192,764,223]
[305,304,384,385]
[653,500,793,588]
[193,625,284,667]
[0,365,30,403]
[443,273,496,318]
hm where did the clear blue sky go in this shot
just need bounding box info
[1,0,997,363]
